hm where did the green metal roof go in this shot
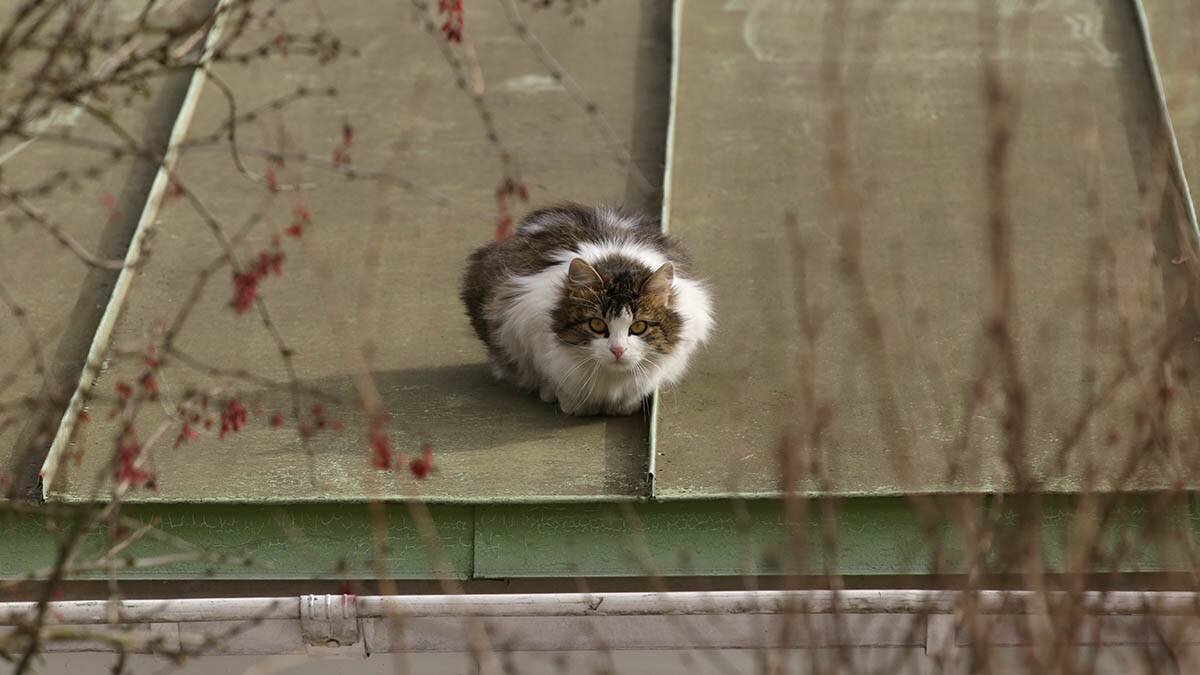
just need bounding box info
[2,0,1199,582]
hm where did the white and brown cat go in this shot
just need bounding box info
[462,203,713,416]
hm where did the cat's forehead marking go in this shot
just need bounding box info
[607,308,633,324]
[589,257,651,317]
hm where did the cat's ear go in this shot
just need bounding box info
[642,262,674,307]
[567,258,604,296]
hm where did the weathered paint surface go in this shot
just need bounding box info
[51,1,666,502]
[1144,0,1200,209]
[0,0,220,497]
[655,0,1195,497]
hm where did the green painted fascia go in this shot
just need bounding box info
[474,494,1200,578]
[986,493,1198,574]
[473,498,964,578]
[1,496,1196,581]
[0,503,474,580]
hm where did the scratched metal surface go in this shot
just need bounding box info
[655,0,1197,497]
[49,1,663,502]
[0,0,220,497]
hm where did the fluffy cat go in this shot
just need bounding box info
[461,203,714,416]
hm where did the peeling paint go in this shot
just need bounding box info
[742,0,806,64]
[496,73,566,94]
[0,107,84,167]
[1063,12,1121,67]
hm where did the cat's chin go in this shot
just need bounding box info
[603,359,638,373]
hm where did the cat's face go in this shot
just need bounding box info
[553,257,682,371]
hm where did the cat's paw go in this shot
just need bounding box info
[488,359,507,382]
[538,382,557,403]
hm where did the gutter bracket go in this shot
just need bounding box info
[300,594,363,657]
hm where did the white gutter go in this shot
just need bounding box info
[2,591,1198,655]
[3,590,1198,623]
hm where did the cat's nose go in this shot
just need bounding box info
[610,345,626,361]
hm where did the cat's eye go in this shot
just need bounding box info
[588,318,608,334]
[629,321,648,336]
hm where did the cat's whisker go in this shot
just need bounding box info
[564,358,597,406]
[558,356,596,385]
[581,361,603,404]
[632,361,648,388]
[633,362,656,405]
[555,358,598,412]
